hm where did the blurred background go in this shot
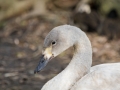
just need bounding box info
[0,0,120,90]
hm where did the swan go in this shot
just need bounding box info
[34,25,120,90]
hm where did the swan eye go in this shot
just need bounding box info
[52,41,56,45]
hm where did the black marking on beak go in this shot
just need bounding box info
[34,55,54,74]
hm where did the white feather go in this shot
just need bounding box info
[40,25,120,90]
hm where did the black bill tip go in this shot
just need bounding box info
[34,68,40,74]
[34,55,49,74]
[34,70,38,74]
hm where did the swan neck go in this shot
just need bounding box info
[41,27,93,90]
[67,32,92,76]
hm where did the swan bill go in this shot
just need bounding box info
[34,55,49,74]
[34,54,51,74]
[34,47,54,74]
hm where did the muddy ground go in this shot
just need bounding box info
[0,18,120,90]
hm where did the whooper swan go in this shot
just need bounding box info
[34,25,120,90]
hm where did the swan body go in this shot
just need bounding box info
[34,25,120,90]
[71,63,120,90]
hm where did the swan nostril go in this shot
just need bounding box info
[39,55,45,63]
[41,60,44,63]
[42,54,44,57]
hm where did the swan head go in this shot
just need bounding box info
[34,25,80,73]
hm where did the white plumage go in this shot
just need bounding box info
[34,25,120,90]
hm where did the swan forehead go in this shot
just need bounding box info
[43,25,78,48]
[43,29,63,47]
